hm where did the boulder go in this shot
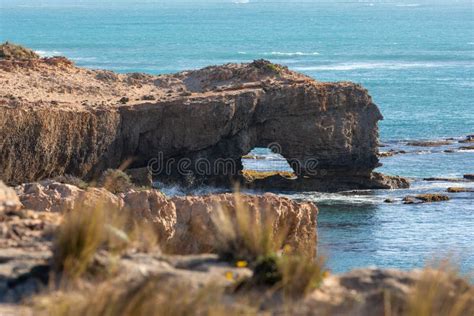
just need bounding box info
[15,180,122,213]
[464,174,474,180]
[459,135,474,143]
[0,181,21,212]
[403,194,450,204]
[166,193,318,255]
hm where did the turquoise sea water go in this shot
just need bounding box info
[1,0,473,273]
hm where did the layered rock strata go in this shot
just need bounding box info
[0,50,407,191]
[13,180,318,255]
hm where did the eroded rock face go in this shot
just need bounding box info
[167,193,318,255]
[0,53,399,191]
[13,182,317,255]
[15,180,123,213]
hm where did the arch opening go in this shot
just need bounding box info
[241,147,297,181]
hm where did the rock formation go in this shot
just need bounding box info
[0,181,21,212]
[0,47,408,191]
[13,180,318,255]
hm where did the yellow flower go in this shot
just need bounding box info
[322,270,330,279]
[225,271,234,281]
[236,260,248,268]
[283,244,293,253]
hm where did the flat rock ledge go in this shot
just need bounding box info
[0,51,408,192]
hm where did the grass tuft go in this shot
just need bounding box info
[0,41,39,60]
[212,193,326,299]
[53,201,158,279]
[211,193,288,263]
[278,254,325,299]
[54,175,89,190]
[99,169,133,194]
[408,262,474,316]
[53,204,106,279]
[32,276,257,316]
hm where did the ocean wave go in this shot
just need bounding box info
[283,191,382,205]
[233,0,249,4]
[154,182,226,196]
[265,51,320,57]
[35,50,62,57]
[237,51,320,57]
[71,57,97,62]
[396,4,420,7]
[294,61,470,71]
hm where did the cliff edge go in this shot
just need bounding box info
[0,44,408,191]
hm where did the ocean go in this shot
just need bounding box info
[1,0,473,273]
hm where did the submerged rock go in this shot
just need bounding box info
[403,194,450,204]
[447,187,474,193]
[464,174,474,180]
[423,177,467,182]
[406,140,453,147]
[459,135,474,143]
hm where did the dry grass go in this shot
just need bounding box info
[32,276,258,316]
[278,253,325,299]
[241,170,295,181]
[211,193,288,263]
[53,201,158,279]
[0,41,39,60]
[99,169,133,194]
[212,193,325,299]
[53,204,107,279]
[407,263,474,316]
[54,175,89,190]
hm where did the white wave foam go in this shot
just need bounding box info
[265,51,320,57]
[71,57,97,62]
[396,3,420,7]
[295,61,468,72]
[233,0,249,4]
[35,50,62,57]
[237,51,248,55]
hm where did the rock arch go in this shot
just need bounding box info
[0,57,408,191]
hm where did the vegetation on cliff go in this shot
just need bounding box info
[0,42,39,60]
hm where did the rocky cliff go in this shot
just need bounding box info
[13,180,318,255]
[0,49,406,191]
